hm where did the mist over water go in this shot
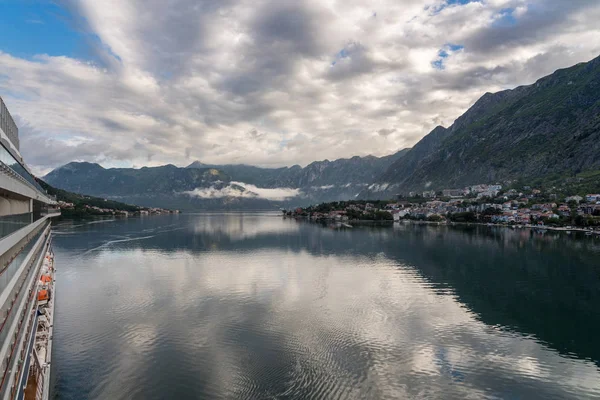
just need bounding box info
[51,213,600,399]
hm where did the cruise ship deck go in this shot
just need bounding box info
[0,96,59,400]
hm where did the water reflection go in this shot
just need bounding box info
[191,212,300,240]
[51,214,600,399]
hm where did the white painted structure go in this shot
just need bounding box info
[0,96,59,400]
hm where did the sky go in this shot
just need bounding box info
[1,0,600,175]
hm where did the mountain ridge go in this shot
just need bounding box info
[186,149,409,189]
[364,54,600,197]
[44,150,410,209]
[44,55,600,207]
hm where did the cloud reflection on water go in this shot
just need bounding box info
[52,214,600,399]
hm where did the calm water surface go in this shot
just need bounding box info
[50,213,600,399]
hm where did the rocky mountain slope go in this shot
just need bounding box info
[189,149,409,187]
[187,149,409,202]
[37,179,148,217]
[43,162,241,210]
[44,162,229,195]
[44,150,409,209]
[364,55,600,198]
[45,56,600,207]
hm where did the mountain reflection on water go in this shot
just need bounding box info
[51,213,600,399]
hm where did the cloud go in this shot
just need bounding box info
[183,181,301,201]
[377,128,397,137]
[313,185,335,190]
[367,183,390,192]
[1,0,600,173]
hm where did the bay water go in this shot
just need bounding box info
[50,213,600,399]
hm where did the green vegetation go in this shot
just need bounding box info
[447,212,477,223]
[502,170,600,201]
[38,179,142,218]
[43,150,412,210]
[306,200,391,213]
[347,210,393,221]
[369,55,600,197]
[287,200,393,221]
[293,180,600,229]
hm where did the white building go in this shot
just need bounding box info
[586,194,600,203]
[565,195,583,203]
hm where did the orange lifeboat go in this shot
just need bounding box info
[38,290,49,302]
[40,275,52,283]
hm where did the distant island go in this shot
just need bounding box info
[37,179,179,218]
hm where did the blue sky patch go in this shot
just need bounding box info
[447,0,476,5]
[432,59,445,70]
[432,43,464,70]
[331,44,358,67]
[446,44,464,52]
[429,0,481,15]
[0,1,92,60]
[493,8,519,27]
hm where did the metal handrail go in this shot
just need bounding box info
[0,153,54,204]
[0,162,48,199]
[0,213,33,242]
[0,226,45,330]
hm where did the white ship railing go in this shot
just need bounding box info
[0,224,50,399]
[0,215,58,263]
[0,162,54,206]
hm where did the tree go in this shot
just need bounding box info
[449,212,477,223]
[482,207,502,216]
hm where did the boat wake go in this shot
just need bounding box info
[82,235,156,255]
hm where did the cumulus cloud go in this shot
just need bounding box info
[377,128,397,137]
[1,0,600,174]
[183,181,301,201]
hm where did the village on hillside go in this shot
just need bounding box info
[285,184,600,231]
[57,200,178,217]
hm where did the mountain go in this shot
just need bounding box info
[187,149,409,202]
[44,162,229,196]
[37,179,146,217]
[364,54,600,198]
[44,150,409,210]
[43,162,246,210]
[46,56,600,207]
[186,161,299,187]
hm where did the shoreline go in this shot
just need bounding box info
[284,216,394,224]
[397,219,600,234]
[286,215,600,234]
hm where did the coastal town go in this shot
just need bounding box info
[284,184,600,232]
[57,200,178,217]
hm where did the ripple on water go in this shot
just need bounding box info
[51,215,600,400]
